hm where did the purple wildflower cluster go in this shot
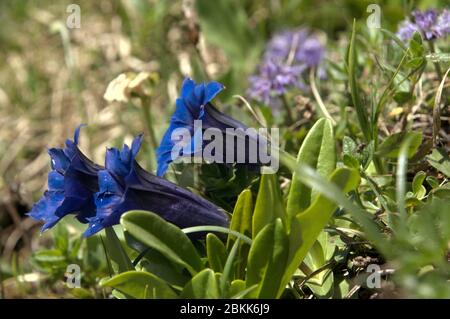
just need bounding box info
[396,9,450,42]
[248,29,325,107]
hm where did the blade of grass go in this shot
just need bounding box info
[182,225,252,246]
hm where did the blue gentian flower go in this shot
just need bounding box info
[28,126,102,231]
[84,134,229,236]
[397,9,450,41]
[156,78,263,177]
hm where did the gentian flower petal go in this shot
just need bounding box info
[157,78,264,176]
[28,126,103,231]
[85,134,229,236]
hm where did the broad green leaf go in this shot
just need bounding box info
[286,118,336,221]
[298,232,335,298]
[227,189,253,248]
[252,174,286,238]
[412,171,427,199]
[183,225,252,245]
[206,233,227,273]
[101,271,177,299]
[409,32,425,57]
[229,279,246,297]
[343,154,360,169]
[139,248,189,288]
[279,152,387,256]
[181,269,220,299]
[227,189,253,278]
[121,211,203,275]
[280,167,360,297]
[427,148,450,178]
[246,219,289,298]
[377,131,423,158]
[103,227,134,273]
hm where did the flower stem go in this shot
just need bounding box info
[140,96,158,151]
[281,93,294,125]
[309,68,336,125]
[427,41,443,80]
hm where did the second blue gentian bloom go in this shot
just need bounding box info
[84,134,229,236]
[157,78,267,177]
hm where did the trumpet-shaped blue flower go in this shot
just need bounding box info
[157,78,257,177]
[85,134,229,236]
[28,126,102,231]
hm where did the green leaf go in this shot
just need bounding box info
[343,136,357,157]
[138,248,189,288]
[227,189,253,248]
[377,131,423,158]
[426,176,440,189]
[229,279,246,297]
[409,32,425,57]
[426,53,450,63]
[53,223,69,254]
[121,211,203,275]
[32,249,67,270]
[427,148,450,178]
[343,154,360,169]
[246,219,289,298]
[183,225,252,246]
[348,20,371,141]
[252,174,286,238]
[412,171,427,199]
[101,271,177,299]
[286,118,336,220]
[181,269,220,299]
[280,167,360,297]
[103,227,134,273]
[299,232,335,298]
[206,233,227,273]
[220,239,240,297]
[227,189,253,278]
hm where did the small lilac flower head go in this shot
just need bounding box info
[248,60,305,106]
[436,9,450,35]
[413,9,440,39]
[85,134,229,236]
[265,29,308,62]
[396,20,419,42]
[296,37,325,67]
[264,28,324,68]
[396,8,450,41]
[28,126,102,231]
[248,28,325,107]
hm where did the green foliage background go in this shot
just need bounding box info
[0,0,448,299]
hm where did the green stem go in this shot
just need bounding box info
[281,93,294,125]
[427,41,443,80]
[140,96,158,150]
